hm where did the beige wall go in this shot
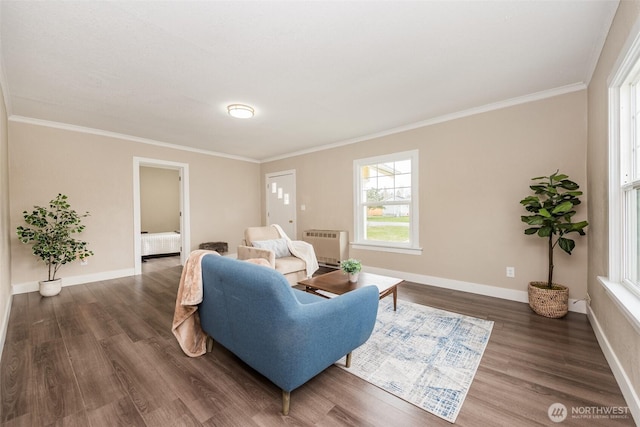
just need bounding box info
[2,6,637,405]
[140,166,180,233]
[9,121,261,285]
[263,90,589,299]
[587,0,640,407]
[0,81,11,358]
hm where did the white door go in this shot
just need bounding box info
[266,170,296,239]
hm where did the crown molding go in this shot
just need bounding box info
[261,82,587,163]
[7,115,260,164]
[7,82,586,165]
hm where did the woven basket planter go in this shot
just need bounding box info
[527,282,569,318]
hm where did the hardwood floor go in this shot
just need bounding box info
[0,257,634,426]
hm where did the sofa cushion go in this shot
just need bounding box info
[275,256,306,275]
[252,238,292,258]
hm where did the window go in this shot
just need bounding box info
[353,150,420,254]
[601,28,640,333]
[623,82,640,288]
[615,58,640,293]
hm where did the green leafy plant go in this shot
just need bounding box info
[16,194,94,281]
[341,258,362,274]
[520,171,588,288]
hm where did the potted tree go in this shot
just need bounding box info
[341,258,362,283]
[16,194,94,297]
[520,171,588,318]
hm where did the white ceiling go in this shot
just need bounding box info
[0,1,619,162]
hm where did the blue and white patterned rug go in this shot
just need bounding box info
[337,298,493,423]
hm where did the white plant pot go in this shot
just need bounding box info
[348,272,360,283]
[39,278,62,297]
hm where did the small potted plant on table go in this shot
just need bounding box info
[520,171,588,318]
[341,258,362,283]
[16,194,94,297]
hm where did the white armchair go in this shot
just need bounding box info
[237,225,318,286]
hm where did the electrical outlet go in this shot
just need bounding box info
[506,267,515,278]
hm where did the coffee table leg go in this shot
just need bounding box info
[393,287,397,311]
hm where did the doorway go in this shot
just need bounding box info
[266,170,297,239]
[133,157,191,275]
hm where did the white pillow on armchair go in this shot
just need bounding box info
[251,238,292,258]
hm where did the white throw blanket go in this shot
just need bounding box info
[272,224,319,278]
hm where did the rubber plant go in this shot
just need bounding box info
[520,170,588,288]
[16,193,94,281]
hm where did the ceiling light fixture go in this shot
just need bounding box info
[227,104,254,119]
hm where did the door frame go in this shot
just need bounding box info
[133,157,191,275]
[265,169,297,238]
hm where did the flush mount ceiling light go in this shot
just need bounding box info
[227,104,254,119]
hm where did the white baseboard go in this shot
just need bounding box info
[363,266,635,420]
[587,306,640,425]
[363,265,587,314]
[0,293,12,363]
[11,268,136,295]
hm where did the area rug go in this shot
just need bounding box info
[337,298,493,423]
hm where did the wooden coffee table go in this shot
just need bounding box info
[298,270,403,311]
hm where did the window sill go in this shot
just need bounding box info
[598,276,640,335]
[351,242,422,255]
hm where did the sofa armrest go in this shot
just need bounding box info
[237,245,276,267]
[259,286,380,391]
[291,287,379,352]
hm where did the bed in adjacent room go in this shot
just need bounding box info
[141,231,181,260]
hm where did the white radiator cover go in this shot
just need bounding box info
[302,230,348,266]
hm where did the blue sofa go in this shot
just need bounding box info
[198,255,379,415]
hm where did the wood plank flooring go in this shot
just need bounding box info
[0,257,634,426]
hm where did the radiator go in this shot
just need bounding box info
[302,230,348,266]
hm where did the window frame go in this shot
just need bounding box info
[619,79,640,293]
[600,23,640,334]
[609,40,640,297]
[352,149,421,255]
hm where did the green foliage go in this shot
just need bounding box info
[16,194,94,281]
[520,171,588,288]
[366,188,385,209]
[365,216,409,242]
[340,258,362,274]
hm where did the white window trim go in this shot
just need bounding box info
[352,150,422,255]
[603,22,640,333]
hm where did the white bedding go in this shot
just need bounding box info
[141,232,181,256]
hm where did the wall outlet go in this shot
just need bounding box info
[80,258,88,266]
[506,266,515,278]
